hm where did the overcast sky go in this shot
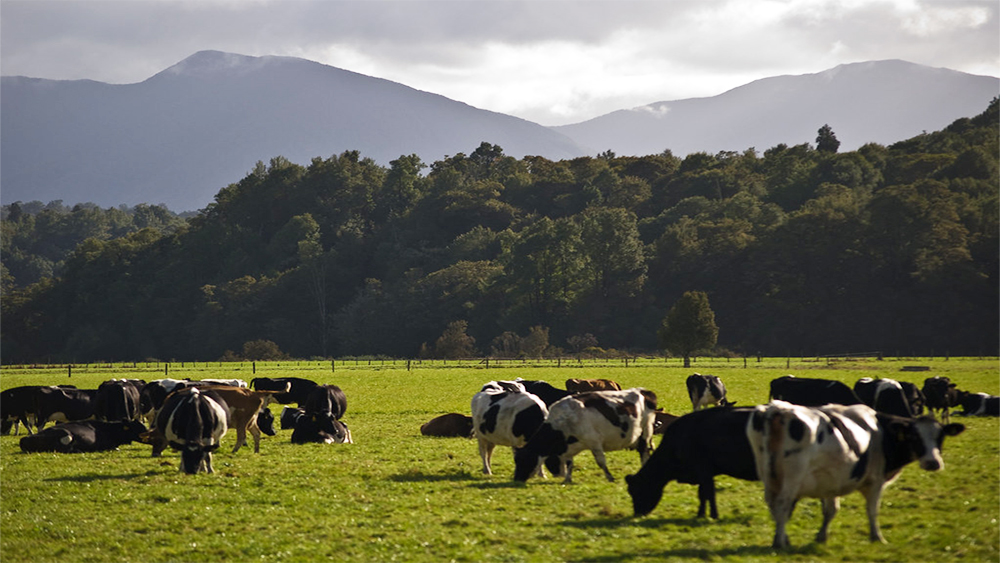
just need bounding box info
[2,0,997,126]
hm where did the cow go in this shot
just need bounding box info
[686,373,732,411]
[280,406,305,430]
[304,384,347,420]
[199,379,248,388]
[516,379,575,406]
[156,387,229,474]
[291,413,352,444]
[768,375,863,407]
[32,387,97,432]
[95,380,142,422]
[471,380,548,476]
[250,377,318,407]
[1,385,74,434]
[898,381,926,416]
[420,413,474,438]
[19,420,148,453]
[565,378,622,393]
[854,378,913,418]
[513,388,657,483]
[138,379,209,423]
[922,376,961,423]
[626,407,758,519]
[145,386,278,455]
[746,400,964,548]
[653,410,680,435]
[958,392,1000,416]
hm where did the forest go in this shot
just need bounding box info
[1,99,997,363]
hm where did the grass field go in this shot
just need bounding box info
[1,357,997,562]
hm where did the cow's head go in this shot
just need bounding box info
[893,416,965,471]
[179,442,219,474]
[257,408,277,436]
[624,473,662,517]
[513,424,567,482]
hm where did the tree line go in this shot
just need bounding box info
[2,99,997,363]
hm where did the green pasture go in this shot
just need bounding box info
[1,358,997,562]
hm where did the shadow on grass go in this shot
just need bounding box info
[572,543,822,562]
[45,470,163,483]
[388,470,479,483]
[562,513,754,529]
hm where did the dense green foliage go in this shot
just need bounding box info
[1,359,997,562]
[2,101,997,362]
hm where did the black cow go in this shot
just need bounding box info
[95,380,142,422]
[280,406,305,430]
[291,385,352,444]
[898,381,926,416]
[516,379,574,406]
[854,378,913,418]
[686,374,732,411]
[420,413,474,438]
[32,387,97,432]
[922,376,961,423]
[303,384,347,419]
[156,388,229,474]
[257,407,277,436]
[958,392,1000,416]
[1,385,75,435]
[20,420,148,453]
[768,375,863,407]
[250,377,319,407]
[625,407,758,519]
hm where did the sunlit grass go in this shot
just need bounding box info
[1,358,997,562]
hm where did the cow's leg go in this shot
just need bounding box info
[203,452,214,474]
[591,449,615,482]
[815,497,840,543]
[232,424,247,454]
[250,422,262,453]
[697,476,719,519]
[562,458,575,484]
[861,483,887,543]
[478,439,495,475]
[768,492,796,549]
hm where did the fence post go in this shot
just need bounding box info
[165,363,169,377]
[68,365,72,378]
[332,360,336,373]
[253,361,256,374]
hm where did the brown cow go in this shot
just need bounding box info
[565,378,622,393]
[420,413,474,438]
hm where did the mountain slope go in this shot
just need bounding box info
[1,51,588,212]
[553,60,999,157]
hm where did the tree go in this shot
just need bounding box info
[658,291,719,367]
[433,320,477,359]
[816,124,840,153]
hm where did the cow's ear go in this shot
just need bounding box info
[943,423,965,437]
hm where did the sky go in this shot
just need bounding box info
[1,0,997,126]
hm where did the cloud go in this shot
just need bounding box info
[1,0,996,125]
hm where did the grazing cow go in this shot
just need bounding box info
[746,400,964,548]
[653,410,680,435]
[291,413,352,444]
[199,379,248,388]
[516,379,575,406]
[626,407,758,518]
[32,387,97,432]
[280,406,305,430]
[854,378,913,418]
[156,388,229,474]
[420,413,475,438]
[95,380,142,422]
[471,381,548,476]
[513,388,657,483]
[769,375,863,407]
[958,393,1000,416]
[565,378,622,393]
[686,374,732,411]
[922,376,961,423]
[250,377,318,407]
[138,379,209,423]
[19,420,148,453]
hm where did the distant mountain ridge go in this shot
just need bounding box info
[554,60,999,157]
[2,53,997,212]
[1,51,588,212]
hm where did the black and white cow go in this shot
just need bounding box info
[513,388,657,483]
[471,380,548,476]
[626,407,758,519]
[199,379,248,388]
[686,373,732,411]
[922,376,961,423]
[95,380,142,422]
[250,377,318,407]
[32,387,98,432]
[138,379,209,423]
[156,387,229,474]
[746,400,964,548]
[769,375,863,407]
[958,392,1000,416]
[19,420,148,453]
[1,385,70,435]
[290,384,352,444]
[280,406,305,430]
[853,378,914,418]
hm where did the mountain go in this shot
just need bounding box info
[553,60,999,157]
[1,51,588,212]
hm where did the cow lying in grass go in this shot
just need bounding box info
[20,420,148,453]
[513,388,657,483]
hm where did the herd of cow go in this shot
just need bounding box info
[421,373,995,548]
[2,371,996,549]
